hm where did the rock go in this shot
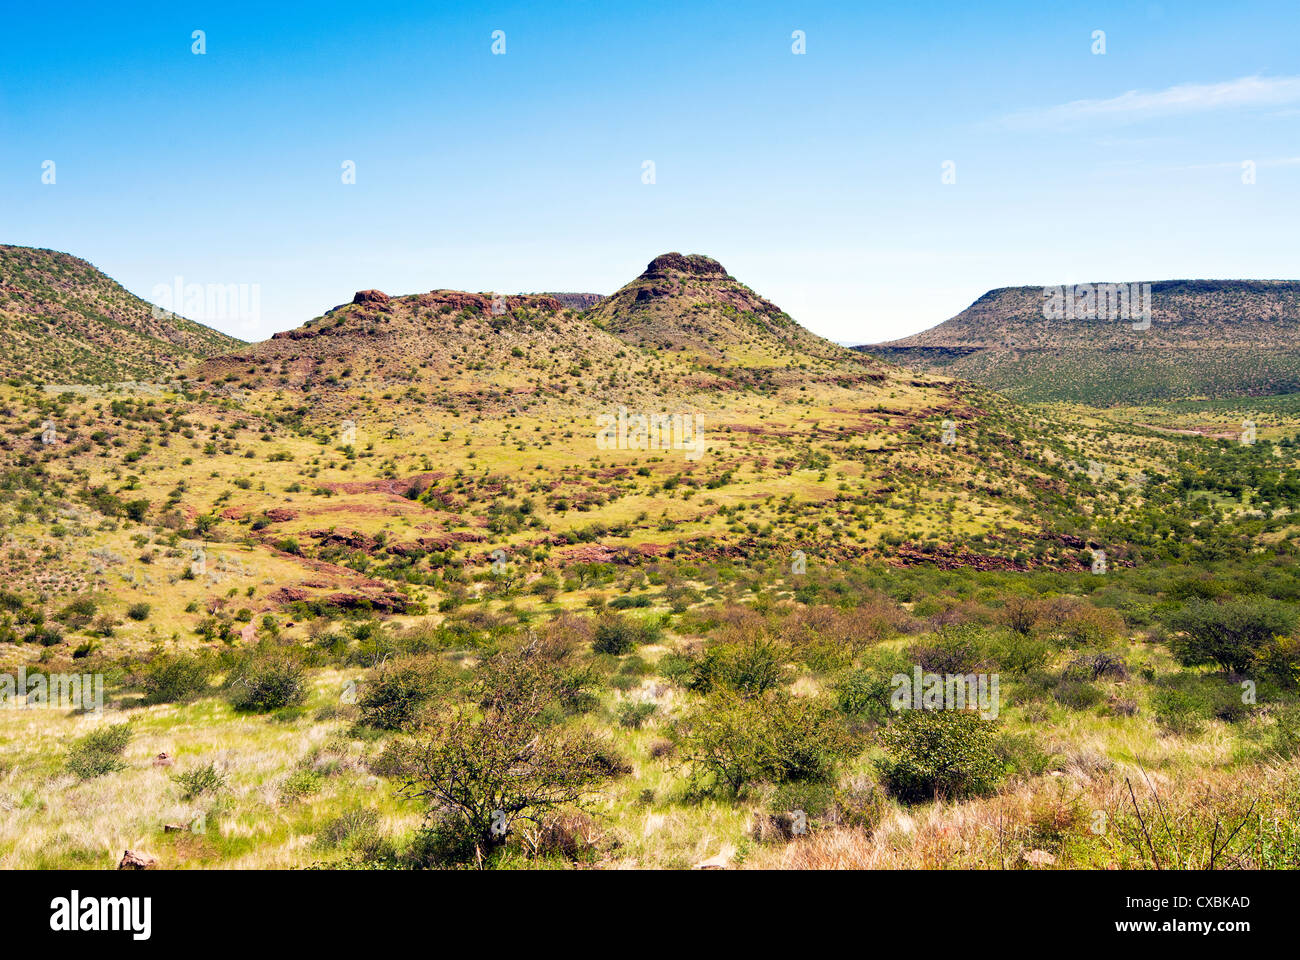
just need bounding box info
[118,850,157,870]
[239,622,256,643]
[268,586,310,605]
[692,845,735,870]
[1024,849,1057,867]
[307,528,379,552]
[352,289,390,305]
[263,507,297,522]
[151,752,174,768]
[323,591,409,614]
[642,253,729,280]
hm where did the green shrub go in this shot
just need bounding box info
[26,626,63,646]
[617,701,657,729]
[358,657,452,730]
[986,630,1052,674]
[396,643,623,861]
[126,602,151,622]
[66,724,133,780]
[1152,675,1252,734]
[1167,598,1297,674]
[907,623,993,674]
[1062,652,1128,682]
[666,639,786,697]
[142,653,212,704]
[1255,635,1300,687]
[673,691,856,794]
[592,614,661,655]
[1151,685,1206,735]
[835,670,894,722]
[1053,679,1104,711]
[315,808,385,860]
[172,762,226,800]
[403,812,480,868]
[876,710,1003,803]
[229,654,307,712]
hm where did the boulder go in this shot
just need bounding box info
[118,850,158,870]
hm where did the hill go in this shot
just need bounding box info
[0,245,245,383]
[193,254,889,413]
[587,253,853,368]
[859,280,1300,404]
[2,253,1300,872]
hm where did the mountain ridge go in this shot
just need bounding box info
[0,244,246,383]
[858,279,1300,403]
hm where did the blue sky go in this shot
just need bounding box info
[2,0,1297,344]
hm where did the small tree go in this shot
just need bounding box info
[1167,598,1297,674]
[397,642,620,864]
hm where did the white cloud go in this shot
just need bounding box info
[1005,75,1300,128]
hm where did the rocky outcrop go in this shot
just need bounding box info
[118,850,158,870]
[641,253,730,280]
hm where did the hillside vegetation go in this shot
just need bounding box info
[861,280,1300,404]
[0,245,244,384]
[0,252,1298,870]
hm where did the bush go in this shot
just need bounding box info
[1053,679,1104,711]
[592,614,661,655]
[617,701,657,729]
[229,654,307,712]
[1034,597,1124,647]
[126,602,151,622]
[1062,652,1128,682]
[172,762,226,800]
[27,626,63,647]
[1255,635,1300,687]
[876,710,1003,803]
[66,724,133,780]
[907,623,993,674]
[1166,598,1297,674]
[142,653,212,704]
[1152,676,1252,734]
[315,809,386,860]
[403,812,480,868]
[673,691,857,794]
[665,639,786,696]
[1151,686,1206,735]
[358,657,452,730]
[986,630,1052,674]
[835,670,894,722]
[395,644,622,862]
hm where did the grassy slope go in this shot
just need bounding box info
[0,245,244,384]
[1,271,1300,868]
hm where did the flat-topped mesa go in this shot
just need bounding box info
[640,253,730,281]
